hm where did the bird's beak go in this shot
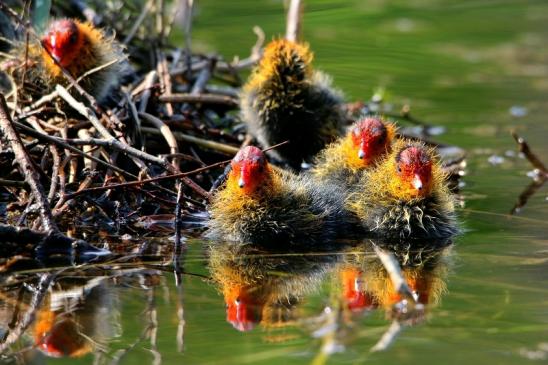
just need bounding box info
[47,36,62,63]
[226,297,258,332]
[358,142,366,159]
[51,52,61,63]
[412,174,423,191]
[238,167,248,188]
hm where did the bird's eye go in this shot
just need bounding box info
[69,32,78,44]
[397,165,402,173]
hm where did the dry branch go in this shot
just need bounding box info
[0,95,58,234]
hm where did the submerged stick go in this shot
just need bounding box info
[511,131,548,174]
[370,320,403,352]
[0,273,54,352]
[372,245,416,302]
[0,95,57,233]
[509,131,547,214]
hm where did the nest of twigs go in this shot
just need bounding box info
[0,0,467,257]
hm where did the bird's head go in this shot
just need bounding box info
[395,145,433,198]
[229,146,270,194]
[41,19,84,67]
[349,117,393,166]
[225,286,262,332]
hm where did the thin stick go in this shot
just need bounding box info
[157,50,174,116]
[0,95,58,233]
[373,245,416,302]
[0,274,54,352]
[13,119,137,179]
[511,131,548,174]
[139,112,179,169]
[137,70,158,113]
[0,179,28,188]
[61,141,288,199]
[57,85,208,198]
[510,178,547,215]
[370,320,402,352]
[63,158,229,199]
[180,0,194,79]
[26,118,61,203]
[141,127,239,155]
[123,0,155,45]
[173,182,184,286]
[285,0,302,42]
[158,93,238,107]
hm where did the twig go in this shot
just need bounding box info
[136,71,158,113]
[157,50,174,116]
[26,118,61,203]
[61,140,288,199]
[158,93,238,107]
[139,113,179,155]
[63,158,230,199]
[511,131,548,174]
[179,0,194,79]
[13,119,138,179]
[173,182,184,286]
[285,0,303,42]
[370,320,402,352]
[372,245,416,302]
[0,179,28,188]
[57,85,208,198]
[0,273,54,352]
[510,177,547,215]
[141,127,239,155]
[0,95,57,233]
[123,0,155,45]
[190,59,215,95]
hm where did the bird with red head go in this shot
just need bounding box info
[5,18,128,103]
[207,145,352,246]
[348,139,458,241]
[311,116,396,187]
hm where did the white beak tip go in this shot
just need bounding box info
[412,175,423,190]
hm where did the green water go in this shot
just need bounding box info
[2,1,548,364]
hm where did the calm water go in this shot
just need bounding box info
[2,1,548,364]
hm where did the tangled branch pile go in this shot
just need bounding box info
[0,1,270,250]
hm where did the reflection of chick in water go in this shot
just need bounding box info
[338,242,453,323]
[32,278,119,358]
[208,242,340,332]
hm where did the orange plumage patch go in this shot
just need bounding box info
[244,39,313,91]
